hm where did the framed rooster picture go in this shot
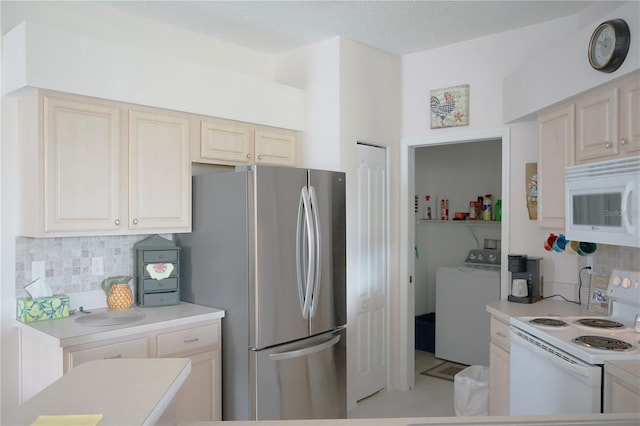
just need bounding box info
[430,84,469,128]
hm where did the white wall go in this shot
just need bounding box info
[1,1,274,80]
[274,37,342,170]
[402,15,578,137]
[504,1,640,122]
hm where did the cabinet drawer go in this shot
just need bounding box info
[142,277,178,292]
[490,317,510,351]
[143,250,178,263]
[141,291,179,307]
[157,324,219,357]
[68,338,149,368]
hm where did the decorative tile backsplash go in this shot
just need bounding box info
[589,244,640,278]
[15,234,173,297]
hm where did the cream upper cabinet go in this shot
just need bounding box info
[19,91,191,237]
[619,74,640,156]
[537,103,575,229]
[129,110,191,232]
[199,118,253,165]
[196,117,297,167]
[254,128,297,165]
[576,72,640,163]
[28,95,122,235]
[575,85,618,162]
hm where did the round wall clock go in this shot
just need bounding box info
[588,18,631,73]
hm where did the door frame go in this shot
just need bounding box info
[398,128,511,390]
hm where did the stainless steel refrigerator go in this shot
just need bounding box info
[176,165,346,421]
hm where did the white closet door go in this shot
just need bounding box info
[355,143,388,401]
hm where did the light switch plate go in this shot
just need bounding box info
[91,257,104,276]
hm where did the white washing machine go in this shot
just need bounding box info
[435,249,501,366]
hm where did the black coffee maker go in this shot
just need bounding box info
[507,254,543,304]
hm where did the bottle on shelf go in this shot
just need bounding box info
[476,196,483,220]
[469,201,477,220]
[440,197,449,220]
[423,195,432,220]
[495,199,502,221]
[483,194,493,221]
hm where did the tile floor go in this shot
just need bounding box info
[349,351,456,419]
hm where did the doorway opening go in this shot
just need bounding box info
[399,129,510,391]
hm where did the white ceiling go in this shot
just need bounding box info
[102,0,598,56]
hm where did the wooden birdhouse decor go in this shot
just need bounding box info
[430,84,469,128]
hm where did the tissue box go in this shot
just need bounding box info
[17,295,70,323]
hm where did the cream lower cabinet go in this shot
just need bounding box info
[18,319,221,422]
[19,90,191,237]
[537,103,575,228]
[604,360,640,413]
[488,316,510,415]
[156,322,222,422]
[197,117,297,167]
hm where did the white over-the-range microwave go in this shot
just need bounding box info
[565,156,640,248]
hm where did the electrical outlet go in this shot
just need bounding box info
[31,261,45,280]
[586,256,594,272]
[91,257,104,276]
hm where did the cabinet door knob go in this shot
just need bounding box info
[132,218,138,225]
[115,219,120,226]
[620,139,628,146]
[258,154,263,160]
[605,141,613,149]
[246,153,252,159]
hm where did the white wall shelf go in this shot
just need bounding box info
[416,219,501,225]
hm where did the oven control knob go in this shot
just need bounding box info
[622,277,631,288]
[612,275,622,287]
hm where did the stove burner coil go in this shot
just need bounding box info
[572,335,633,351]
[529,318,568,327]
[575,318,625,329]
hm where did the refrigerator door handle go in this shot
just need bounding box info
[268,334,341,361]
[297,186,316,319]
[308,185,322,318]
[295,189,306,314]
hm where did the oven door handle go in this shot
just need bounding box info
[510,328,601,385]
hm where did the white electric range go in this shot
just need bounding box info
[509,269,640,415]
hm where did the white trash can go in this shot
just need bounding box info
[454,365,490,416]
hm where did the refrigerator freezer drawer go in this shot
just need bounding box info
[250,328,346,420]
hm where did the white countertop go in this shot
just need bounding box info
[15,302,225,347]
[5,358,191,426]
[181,413,640,426]
[486,298,597,323]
